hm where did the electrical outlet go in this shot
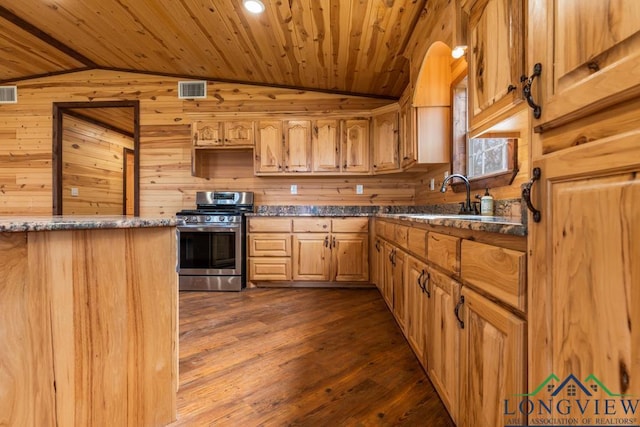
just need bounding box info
[290,184,297,195]
[429,178,435,191]
[444,171,449,179]
[356,184,363,195]
[71,187,79,197]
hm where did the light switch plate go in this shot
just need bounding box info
[430,178,435,191]
[356,184,363,194]
[290,184,297,195]
[71,187,79,197]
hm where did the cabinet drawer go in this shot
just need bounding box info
[394,224,409,247]
[427,232,460,274]
[292,218,331,232]
[248,217,292,232]
[249,257,291,281]
[375,220,390,240]
[460,240,526,311]
[407,227,427,259]
[331,217,369,233]
[249,234,291,257]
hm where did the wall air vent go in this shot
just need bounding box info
[0,86,17,104]
[178,81,207,99]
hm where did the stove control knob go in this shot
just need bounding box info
[219,216,226,222]
[205,215,212,222]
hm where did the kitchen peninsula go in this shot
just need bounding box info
[0,216,180,426]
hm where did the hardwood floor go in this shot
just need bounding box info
[171,288,454,426]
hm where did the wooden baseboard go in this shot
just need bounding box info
[250,281,375,289]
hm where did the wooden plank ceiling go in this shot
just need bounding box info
[0,0,429,98]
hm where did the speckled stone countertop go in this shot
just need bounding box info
[249,202,527,236]
[375,213,526,236]
[0,216,183,233]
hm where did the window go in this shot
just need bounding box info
[467,138,510,178]
[450,75,520,192]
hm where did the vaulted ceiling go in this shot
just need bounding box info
[0,0,430,99]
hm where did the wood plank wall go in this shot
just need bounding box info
[62,115,133,215]
[0,70,409,216]
[0,69,525,216]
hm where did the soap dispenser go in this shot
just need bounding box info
[480,188,494,216]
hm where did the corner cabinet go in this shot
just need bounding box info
[463,0,525,129]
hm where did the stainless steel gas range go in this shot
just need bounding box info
[176,191,254,291]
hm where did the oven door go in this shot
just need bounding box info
[177,223,242,276]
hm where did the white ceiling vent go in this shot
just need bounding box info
[178,81,207,99]
[0,86,17,104]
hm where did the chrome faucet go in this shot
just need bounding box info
[440,174,478,215]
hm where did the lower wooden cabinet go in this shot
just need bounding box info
[427,267,462,424]
[459,286,526,427]
[248,216,368,285]
[405,256,429,363]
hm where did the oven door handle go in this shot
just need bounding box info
[178,225,240,232]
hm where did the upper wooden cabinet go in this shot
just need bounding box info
[284,120,312,173]
[312,118,370,174]
[529,0,640,131]
[255,120,284,173]
[464,0,525,129]
[192,120,254,148]
[399,94,416,169]
[372,108,400,173]
[342,119,370,173]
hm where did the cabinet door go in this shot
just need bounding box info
[255,120,283,173]
[466,0,524,128]
[459,287,526,427]
[405,256,427,363]
[400,96,416,168]
[428,268,461,423]
[331,233,369,282]
[381,243,394,309]
[342,119,370,173]
[313,119,340,172]
[223,120,254,147]
[530,0,640,130]
[292,234,330,280]
[372,237,384,290]
[285,120,312,172]
[372,111,399,172]
[392,249,407,332]
[193,121,223,146]
[529,134,640,419]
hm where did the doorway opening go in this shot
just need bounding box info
[52,101,140,216]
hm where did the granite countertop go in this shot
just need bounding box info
[250,205,527,236]
[376,213,527,236]
[0,216,183,232]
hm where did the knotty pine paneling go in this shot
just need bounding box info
[62,115,134,215]
[0,70,406,216]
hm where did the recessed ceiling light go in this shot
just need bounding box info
[243,0,265,14]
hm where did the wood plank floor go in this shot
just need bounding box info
[170,288,454,426]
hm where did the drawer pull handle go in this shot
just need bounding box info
[454,295,465,329]
[417,270,425,291]
[523,167,542,223]
[324,236,329,247]
[375,240,380,252]
[521,63,542,119]
[423,271,431,298]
